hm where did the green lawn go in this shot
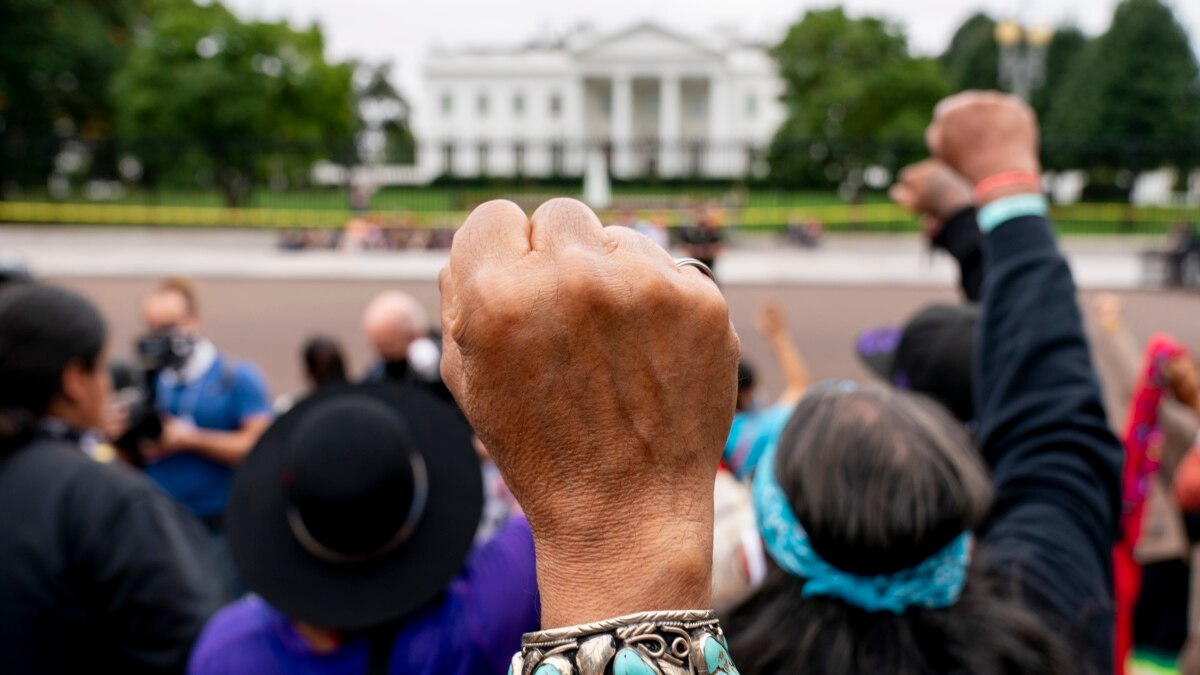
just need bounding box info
[2,185,1196,236]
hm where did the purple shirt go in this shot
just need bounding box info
[189,517,538,675]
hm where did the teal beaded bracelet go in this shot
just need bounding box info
[512,610,739,675]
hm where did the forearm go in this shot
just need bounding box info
[530,492,714,628]
[932,206,984,302]
[976,214,1121,544]
[180,423,264,466]
[768,331,811,405]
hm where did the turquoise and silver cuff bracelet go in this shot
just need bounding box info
[511,610,739,675]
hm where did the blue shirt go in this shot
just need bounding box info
[146,353,272,518]
[723,404,794,480]
[188,517,539,675]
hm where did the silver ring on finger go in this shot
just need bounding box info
[675,257,718,285]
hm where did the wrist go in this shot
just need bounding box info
[529,498,715,628]
[934,199,974,224]
[972,170,1042,206]
[977,192,1048,233]
[976,183,1041,208]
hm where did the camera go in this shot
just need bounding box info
[109,331,196,461]
[136,332,196,372]
[109,359,162,463]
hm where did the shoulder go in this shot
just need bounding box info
[189,597,279,675]
[223,357,267,385]
[24,440,157,504]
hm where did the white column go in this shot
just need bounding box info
[610,72,633,178]
[658,72,681,178]
[706,73,729,177]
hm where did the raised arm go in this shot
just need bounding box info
[928,92,1122,674]
[756,300,811,407]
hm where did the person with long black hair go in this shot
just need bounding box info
[0,284,222,673]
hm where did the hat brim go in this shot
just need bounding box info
[228,382,482,631]
[855,326,902,381]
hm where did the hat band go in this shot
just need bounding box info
[286,451,429,564]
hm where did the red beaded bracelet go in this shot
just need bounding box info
[972,171,1042,203]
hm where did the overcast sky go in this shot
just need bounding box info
[222,0,1200,105]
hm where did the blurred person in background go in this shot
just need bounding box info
[273,336,351,413]
[1167,222,1200,288]
[612,207,670,249]
[303,336,349,391]
[0,284,221,673]
[641,213,671,249]
[137,276,273,599]
[723,299,811,479]
[189,383,538,675]
[679,203,725,275]
[856,304,979,426]
[1090,295,1200,672]
[362,290,454,406]
[0,256,33,289]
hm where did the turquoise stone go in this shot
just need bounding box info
[703,635,740,674]
[613,648,658,675]
[533,664,561,675]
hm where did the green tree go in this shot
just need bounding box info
[766,8,950,190]
[941,13,999,92]
[111,0,357,206]
[0,0,145,190]
[1030,27,1088,120]
[1044,0,1200,181]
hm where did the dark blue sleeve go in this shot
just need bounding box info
[974,215,1122,675]
[231,362,273,422]
[932,206,984,302]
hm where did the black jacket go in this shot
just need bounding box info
[932,206,984,302]
[975,215,1122,675]
[0,437,223,673]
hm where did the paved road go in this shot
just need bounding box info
[49,276,1200,405]
[12,224,1189,399]
[1,225,1162,287]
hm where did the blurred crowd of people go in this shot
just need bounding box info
[277,201,822,261]
[0,91,1197,675]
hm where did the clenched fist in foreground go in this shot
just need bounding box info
[440,198,741,628]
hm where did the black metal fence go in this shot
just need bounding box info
[1,135,1198,234]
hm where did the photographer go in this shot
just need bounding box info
[137,277,273,599]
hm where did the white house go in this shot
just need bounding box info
[412,22,786,182]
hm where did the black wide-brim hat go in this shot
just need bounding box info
[228,381,482,631]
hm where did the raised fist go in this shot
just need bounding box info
[889,159,974,225]
[440,198,741,626]
[925,91,1041,186]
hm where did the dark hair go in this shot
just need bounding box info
[726,384,1075,675]
[737,360,757,393]
[0,285,107,453]
[303,336,348,389]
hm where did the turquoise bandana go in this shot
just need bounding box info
[751,435,972,614]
